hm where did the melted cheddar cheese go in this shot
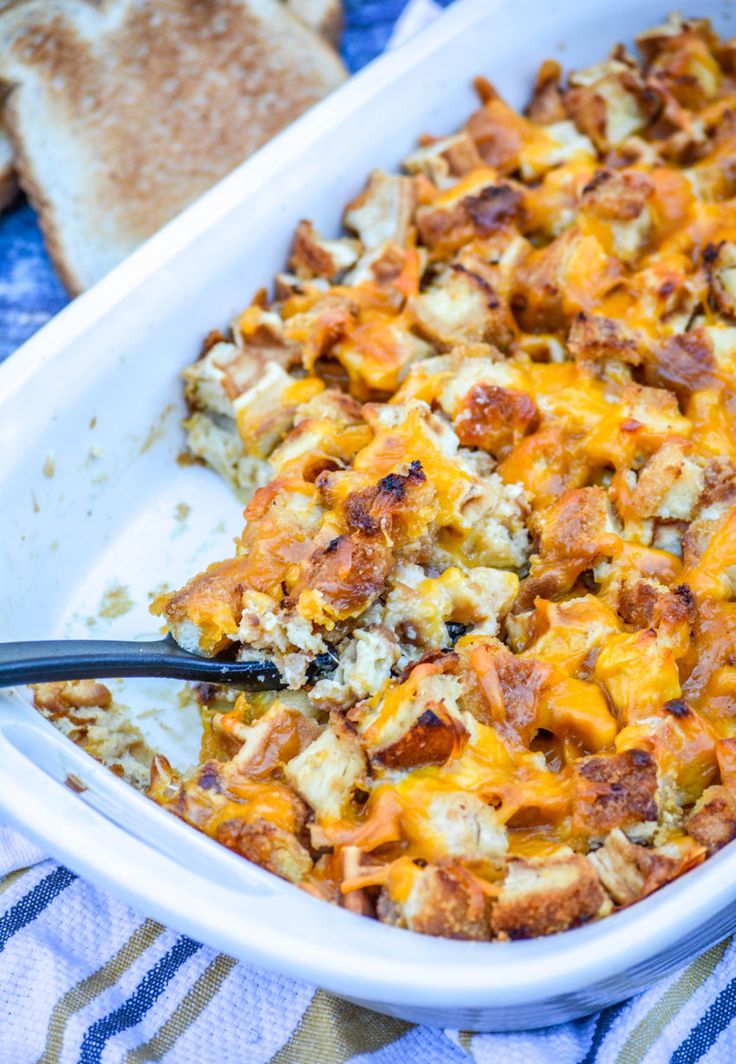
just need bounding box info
[94,15,736,941]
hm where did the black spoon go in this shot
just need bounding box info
[0,635,286,690]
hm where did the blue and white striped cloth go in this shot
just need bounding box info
[3,823,736,1063]
[3,1,736,1060]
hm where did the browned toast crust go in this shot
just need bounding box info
[0,0,347,291]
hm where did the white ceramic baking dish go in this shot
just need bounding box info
[2,0,736,1031]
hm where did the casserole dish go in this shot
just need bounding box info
[2,0,736,1029]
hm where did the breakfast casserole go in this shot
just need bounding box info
[37,13,736,941]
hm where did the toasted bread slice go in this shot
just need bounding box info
[0,123,17,209]
[286,0,342,46]
[0,0,347,292]
[0,0,342,215]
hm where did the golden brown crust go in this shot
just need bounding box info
[33,679,113,715]
[616,580,695,631]
[372,703,468,770]
[687,785,736,855]
[33,680,154,789]
[519,487,614,608]
[379,862,492,940]
[705,240,736,319]
[410,260,519,352]
[454,383,538,458]
[491,855,608,940]
[567,312,643,366]
[525,59,566,125]
[588,829,688,906]
[289,220,342,279]
[564,58,658,152]
[466,104,523,174]
[3,95,79,292]
[572,750,658,842]
[580,168,654,220]
[152,555,251,656]
[215,816,312,882]
[416,180,525,252]
[647,331,717,402]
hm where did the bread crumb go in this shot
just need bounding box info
[98,584,133,619]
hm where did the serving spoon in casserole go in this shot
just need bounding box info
[0,621,472,691]
[0,635,297,690]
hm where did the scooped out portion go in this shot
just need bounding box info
[154,394,527,698]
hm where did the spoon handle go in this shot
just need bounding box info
[0,635,284,690]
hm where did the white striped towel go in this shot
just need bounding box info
[2,824,736,1062]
